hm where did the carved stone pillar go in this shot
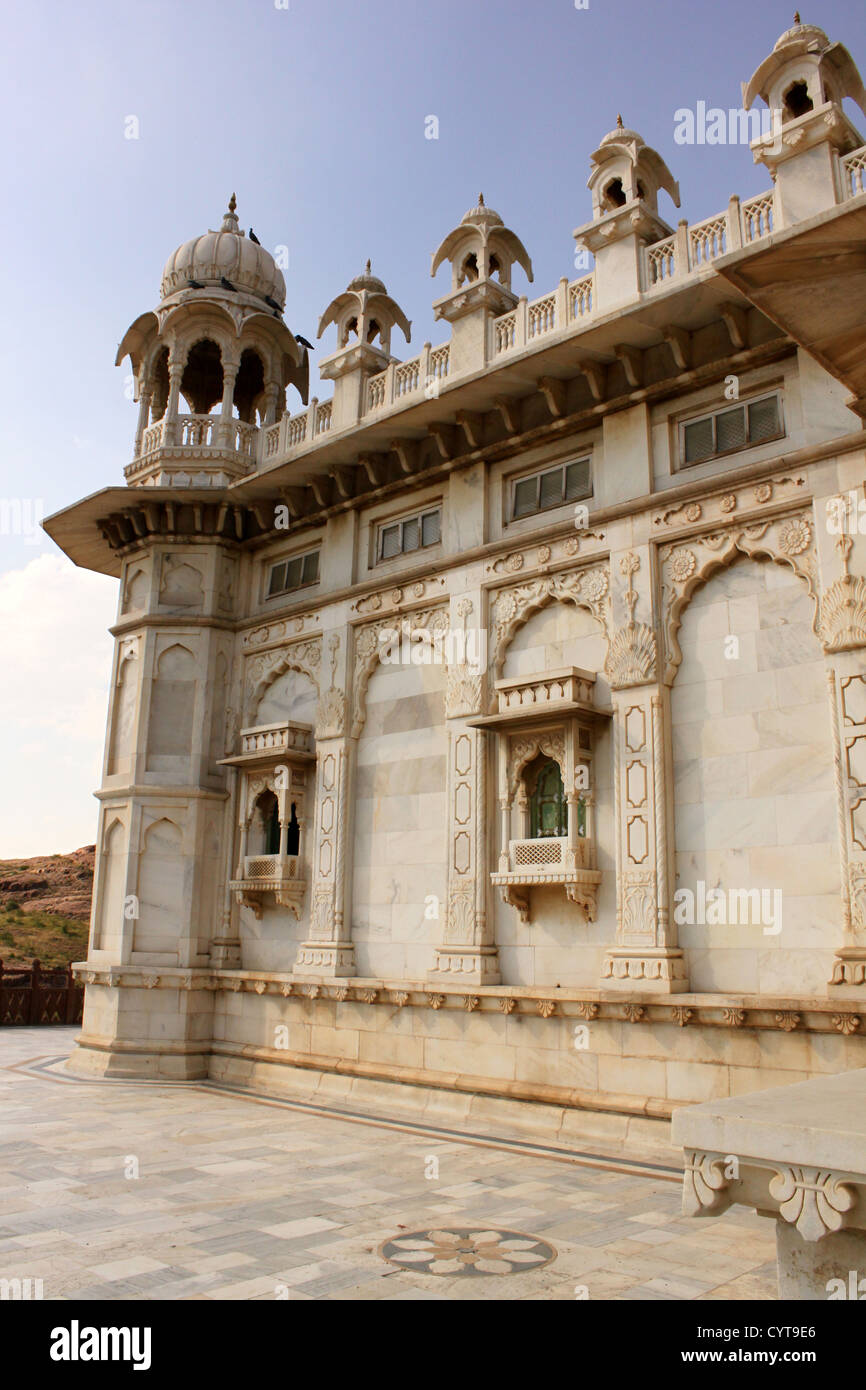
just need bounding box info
[826,659,866,995]
[818,509,866,996]
[210,766,242,969]
[134,389,152,458]
[294,631,355,978]
[603,550,687,991]
[164,356,185,445]
[218,358,240,448]
[431,593,500,984]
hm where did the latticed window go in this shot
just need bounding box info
[512,458,591,520]
[681,393,782,466]
[267,549,320,598]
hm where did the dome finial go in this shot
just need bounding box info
[365,258,371,273]
[478,192,484,206]
[228,192,237,214]
[616,113,624,128]
[794,10,800,22]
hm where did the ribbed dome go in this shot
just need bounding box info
[461,193,503,227]
[160,195,286,308]
[774,21,828,52]
[599,115,644,147]
[347,260,388,295]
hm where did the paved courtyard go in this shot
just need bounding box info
[0,1027,776,1301]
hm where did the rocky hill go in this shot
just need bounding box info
[0,846,94,968]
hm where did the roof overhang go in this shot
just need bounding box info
[711,194,866,418]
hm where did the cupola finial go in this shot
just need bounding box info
[365,258,371,273]
[228,192,237,214]
[616,113,624,128]
[794,11,801,24]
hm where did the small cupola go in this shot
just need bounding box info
[742,17,866,216]
[431,195,533,370]
[586,116,680,223]
[574,119,680,310]
[316,261,411,430]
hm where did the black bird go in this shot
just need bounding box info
[264,294,282,313]
[220,277,237,292]
[294,333,315,351]
[248,227,261,245]
[186,278,204,289]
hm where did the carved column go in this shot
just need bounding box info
[602,550,687,992]
[164,353,186,445]
[294,631,356,978]
[431,593,500,984]
[218,357,240,449]
[134,388,152,458]
[821,519,866,995]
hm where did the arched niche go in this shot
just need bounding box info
[669,551,839,996]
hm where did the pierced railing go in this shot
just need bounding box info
[315,399,332,433]
[645,236,677,286]
[394,356,421,399]
[689,213,727,267]
[286,413,307,447]
[841,145,866,199]
[264,422,281,458]
[429,344,450,380]
[569,274,593,319]
[528,292,556,339]
[494,312,517,354]
[741,191,774,243]
[367,372,387,411]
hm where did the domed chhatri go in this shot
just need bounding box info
[585,115,680,222]
[742,17,866,219]
[744,16,866,116]
[318,259,411,359]
[316,260,411,432]
[115,195,307,485]
[431,192,533,299]
[160,194,287,309]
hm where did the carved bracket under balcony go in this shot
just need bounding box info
[230,854,307,920]
[492,837,602,924]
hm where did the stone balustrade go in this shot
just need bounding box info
[495,666,597,713]
[841,143,866,199]
[258,149,866,466]
[239,722,313,757]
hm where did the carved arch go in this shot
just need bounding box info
[660,512,820,684]
[351,606,450,738]
[508,733,567,800]
[489,564,611,709]
[244,637,321,723]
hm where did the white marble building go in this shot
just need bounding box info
[46,20,866,1148]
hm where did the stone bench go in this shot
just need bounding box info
[671,1069,866,1300]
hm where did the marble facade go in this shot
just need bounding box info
[45,21,866,1143]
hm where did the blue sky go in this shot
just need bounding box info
[1,0,864,854]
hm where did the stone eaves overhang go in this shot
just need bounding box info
[44,253,801,577]
[712,193,866,418]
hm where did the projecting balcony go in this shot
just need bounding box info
[491,835,601,926]
[124,413,260,487]
[229,853,306,920]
